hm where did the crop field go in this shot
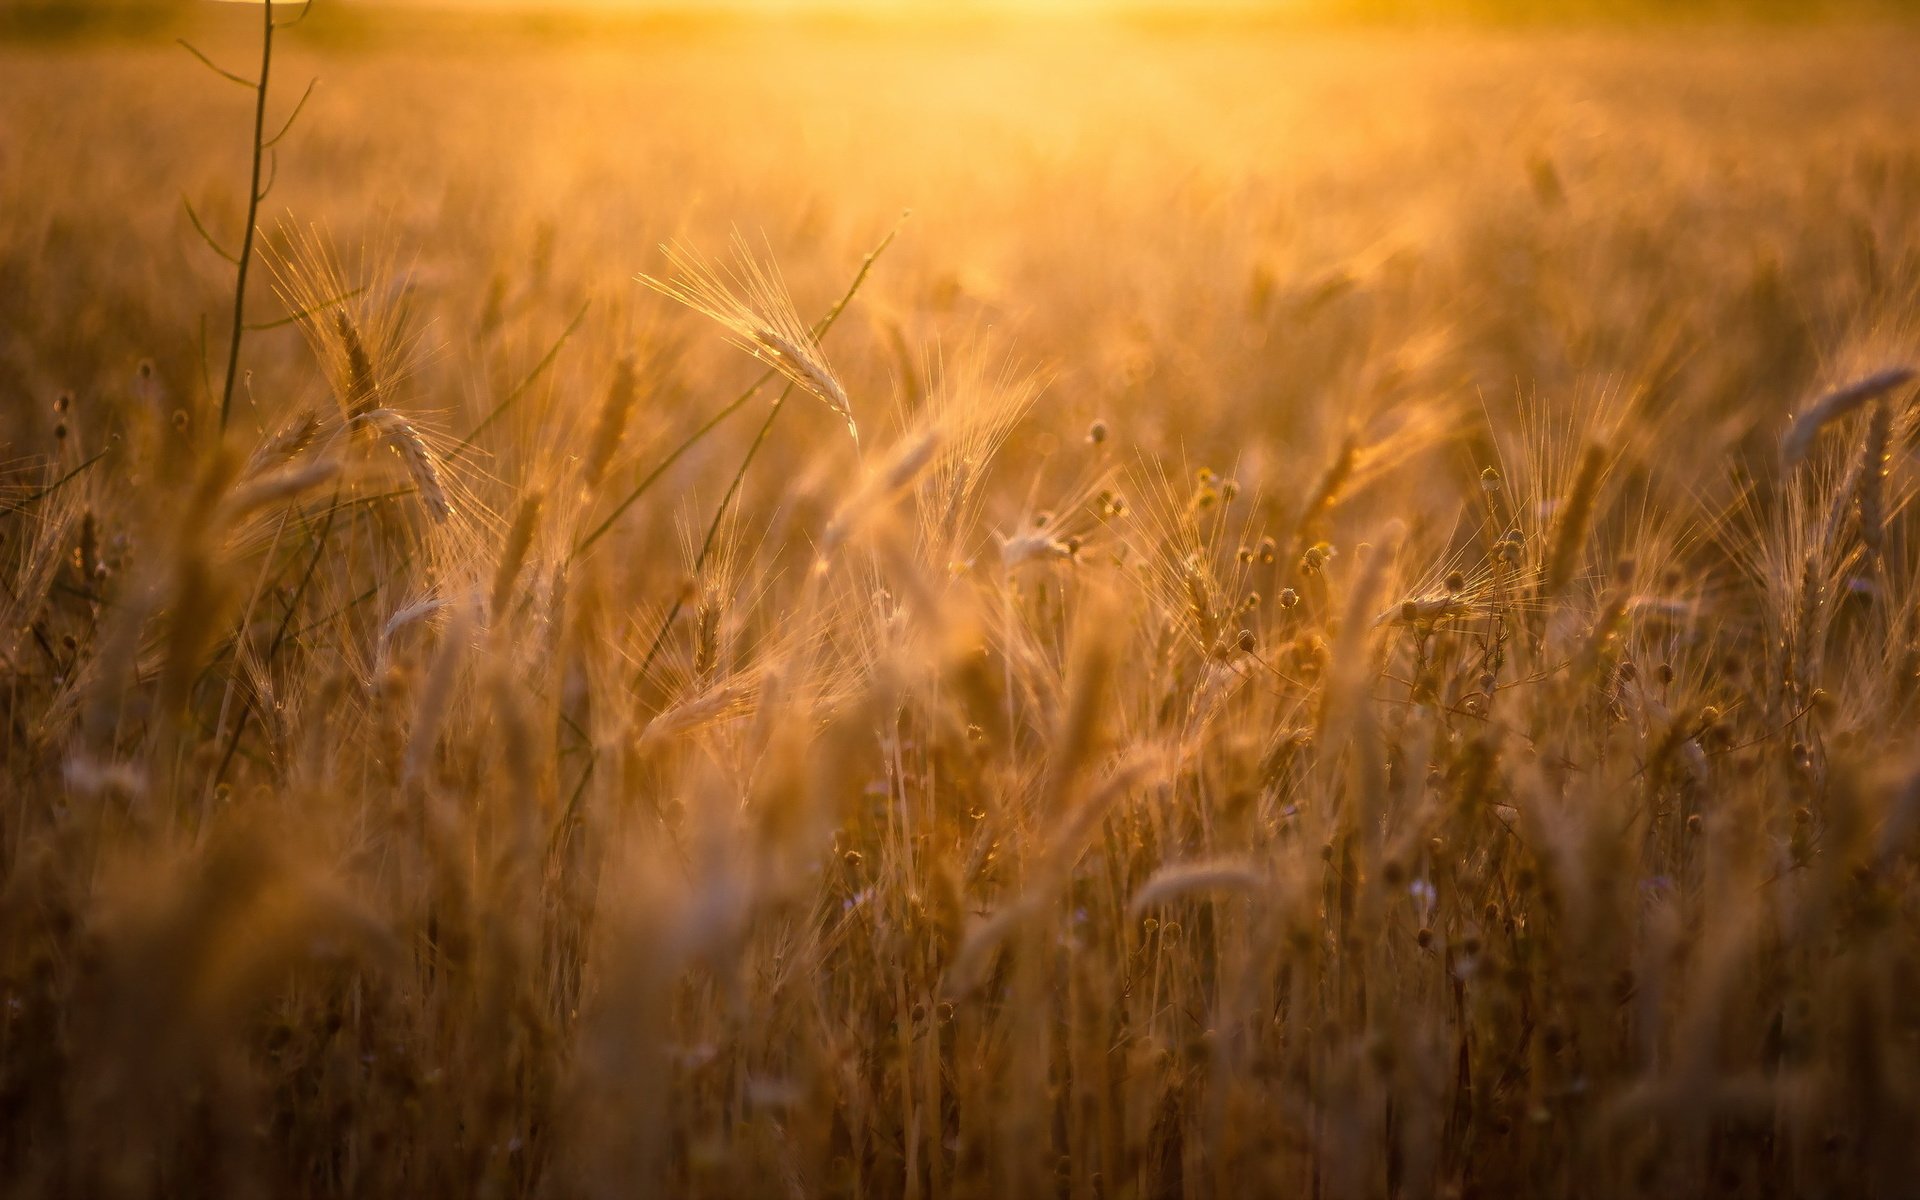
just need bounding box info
[4,8,1920,1198]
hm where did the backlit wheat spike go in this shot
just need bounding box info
[821,427,941,553]
[404,600,470,785]
[491,492,543,619]
[1782,366,1914,466]
[581,356,639,490]
[242,409,319,479]
[1375,590,1473,627]
[639,237,857,443]
[375,593,446,680]
[1542,440,1607,600]
[336,312,380,418]
[634,683,743,752]
[266,224,431,427]
[222,458,341,520]
[1293,433,1359,554]
[355,407,450,524]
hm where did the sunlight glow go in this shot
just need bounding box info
[357,0,1302,11]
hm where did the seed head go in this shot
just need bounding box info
[335,312,380,418]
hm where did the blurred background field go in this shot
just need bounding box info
[7,10,1920,468]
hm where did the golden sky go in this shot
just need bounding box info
[367,0,1291,9]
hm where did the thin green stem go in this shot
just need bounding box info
[217,0,275,432]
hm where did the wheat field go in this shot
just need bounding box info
[4,7,1920,1198]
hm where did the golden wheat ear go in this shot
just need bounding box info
[1782,366,1914,467]
[264,223,432,425]
[638,236,858,444]
[352,407,451,525]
